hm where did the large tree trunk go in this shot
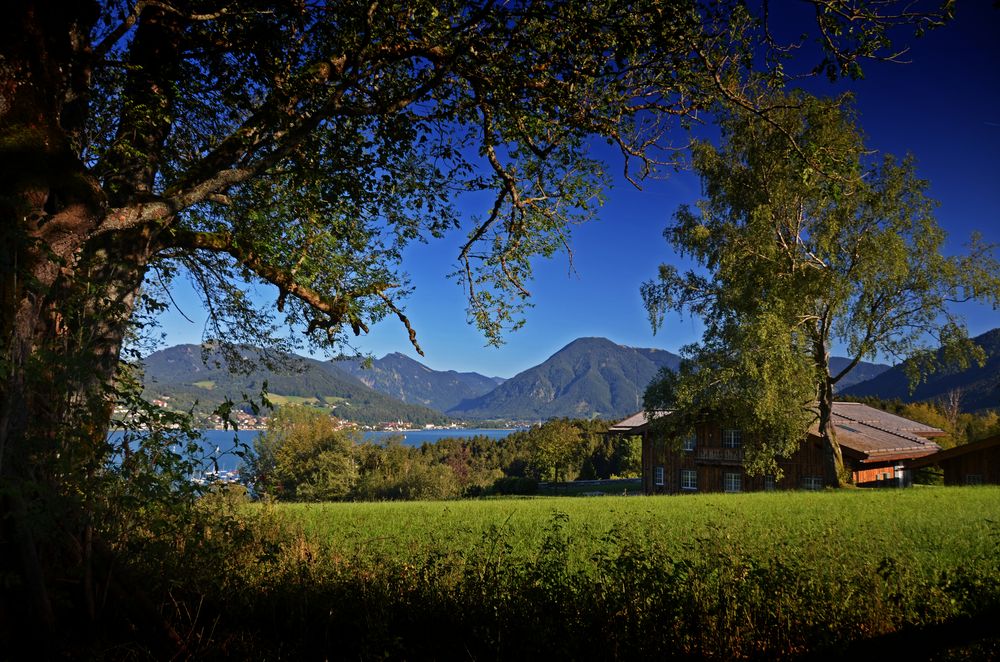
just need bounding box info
[817,373,847,488]
[0,1,159,641]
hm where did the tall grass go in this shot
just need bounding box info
[136,487,1000,659]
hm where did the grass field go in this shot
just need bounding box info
[280,486,999,567]
[213,487,998,659]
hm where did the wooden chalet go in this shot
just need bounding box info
[608,402,944,494]
[903,434,1000,486]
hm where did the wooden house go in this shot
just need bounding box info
[608,402,944,494]
[903,434,1000,485]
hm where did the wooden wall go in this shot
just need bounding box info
[643,424,832,494]
[942,445,1000,486]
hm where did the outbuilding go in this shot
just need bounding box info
[904,434,1000,485]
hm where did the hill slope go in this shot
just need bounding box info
[143,345,449,426]
[447,337,681,420]
[829,357,892,391]
[842,328,1000,411]
[330,353,503,412]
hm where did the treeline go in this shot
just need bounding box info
[248,407,640,501]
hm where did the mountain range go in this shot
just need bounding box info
[334,353,504,412]
[142,344,449,426]
[142,329,997,424]
[841,328,1000,412]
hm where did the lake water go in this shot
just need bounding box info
[134,427,523,474]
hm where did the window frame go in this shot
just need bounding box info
[682,433,696,452]
[724,471,742,493]
[654,465,665,486]
[722,429,743,449]
[680,468,697,491]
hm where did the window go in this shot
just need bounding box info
[682,434,696,452]
[654,465,665,486]
[764,475,776,491]
[722,429,743,449]
[680,469,697,491]
[803,475,823,491]
[966,474,983,485]
[724,472,742,493]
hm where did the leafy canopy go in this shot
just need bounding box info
[69,0,954,354]
[642,92,1000,476]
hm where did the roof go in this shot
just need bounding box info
[830,402,946,439]
[904,434,1000,470]
[825,402,943,462]
[609,402,943,462]
[607,410,669,433]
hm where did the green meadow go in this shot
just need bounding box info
[281,487,999,570]
[181,487,1000,659]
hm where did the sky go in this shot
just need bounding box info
[156,3,1000,379]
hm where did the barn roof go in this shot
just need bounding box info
[607,410,671,433]
[831,402,946,439]
[904,434,1000,470]
[825,402,943,462]
[609,402,943,462]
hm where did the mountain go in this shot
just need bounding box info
[841,328,1000,412]
[446,337,681,420]
[330,352,504,412]
[829,357,892,391]
[142,344,449,426]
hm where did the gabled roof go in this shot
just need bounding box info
[904,434,1000,470]
[826,402,943,462]
[831,402,946,438]
[609,402,943,462]
[607,410,669,433]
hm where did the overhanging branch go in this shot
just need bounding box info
[163,228,422,353]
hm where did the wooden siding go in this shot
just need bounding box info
[942,444,1000,486]
[853,464,901,487]
[643,423,833,494]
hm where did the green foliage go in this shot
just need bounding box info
[118,488,1000,659]
[527,419,585,482]
[642,92,1000,477]
[251,406,358,501]
[352,438,462,500]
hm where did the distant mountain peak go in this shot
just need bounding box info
[447,337,681,420]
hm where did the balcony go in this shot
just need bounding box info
[694,446,744,465]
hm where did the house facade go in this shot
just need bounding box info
[608,402,944,494]
[904,434,1000,486]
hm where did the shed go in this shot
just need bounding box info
[904,434,1000,486]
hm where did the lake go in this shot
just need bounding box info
[146,427,523,474]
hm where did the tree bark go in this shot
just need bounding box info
[0,1,159,638]
[817,373,847,488]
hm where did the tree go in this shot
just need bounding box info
[250,406,357,501]
[0,0,952,638]
[642,92,1000,484]
[528,419,586,483]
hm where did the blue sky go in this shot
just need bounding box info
[157,4,1000,379]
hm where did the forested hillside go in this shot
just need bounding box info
[332,352,504,411]
[448,338,681,420]
[143,345,449,426]
[843,328,1000,411]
